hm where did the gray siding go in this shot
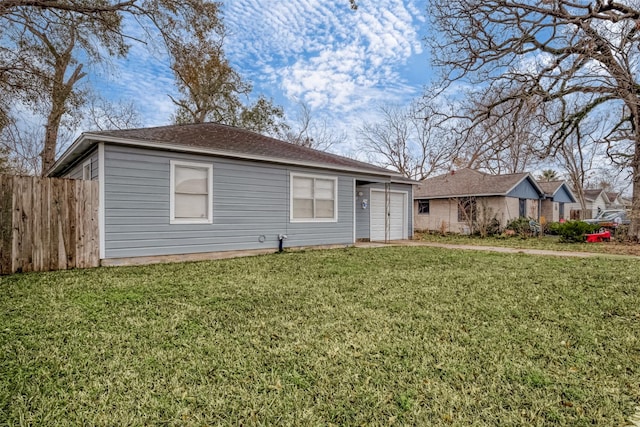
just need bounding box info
[65,148,99,180]
[103,145,357,258]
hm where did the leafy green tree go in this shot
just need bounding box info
[538,169,559,182]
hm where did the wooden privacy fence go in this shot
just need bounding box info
[0,175,99,274]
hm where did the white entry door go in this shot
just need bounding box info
[370,190,407,241]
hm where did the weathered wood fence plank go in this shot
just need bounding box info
[0,175,99,274]
[0,175,13,274]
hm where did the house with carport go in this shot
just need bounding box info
[47,122,415,265]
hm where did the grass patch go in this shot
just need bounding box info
[1,247,639,425]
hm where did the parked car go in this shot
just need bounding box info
[584,209,630,229]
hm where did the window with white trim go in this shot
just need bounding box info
[170,160,213,224]
[82,160,91,180]
[291,173,337,222]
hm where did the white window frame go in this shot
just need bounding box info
[82,159,92,180]
[170,160,213,225]
[290,172,338,223]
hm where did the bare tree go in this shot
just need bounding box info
[358,103,452,180]
[556,118,606,218]
[284,102,345,151]
[452,197,499,236]
[437,82,546,174]
[86,96,141,131]
[430,0,640,238]
[1,121,49,174]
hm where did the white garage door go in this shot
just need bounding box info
[370,190,407,241]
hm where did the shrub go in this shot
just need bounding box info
[614,224,631,242]
[475,202,501,237]
[547,222,561,236]
[553,220,600,243]
[505,217,533,238]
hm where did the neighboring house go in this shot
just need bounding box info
[566,188,610,219]
[606,192,625,209]
[413,168,543,234]
[537,181,577,223]
[48,122,414,263]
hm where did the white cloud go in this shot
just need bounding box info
[89,18,179,127]
[224,0,427,114]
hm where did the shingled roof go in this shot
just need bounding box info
[583,188,606,202]
[537,180,565,196]
[49,122,411,182]
[537,180,577,202]
[414,168,542,199]
[606,191,620,202]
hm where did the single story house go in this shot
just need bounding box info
[537,181,577,223]
[413,168,544,234]
[47,122,414,264]
[565,188,610,219]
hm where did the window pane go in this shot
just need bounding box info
[175,193,208,219]
[82,164,91,180]
[293,177,313,198]
[293,198,313,218]
[418,200,429,214]
[176,166,208,194]
[316,199,334,218]
[315,179,334,200]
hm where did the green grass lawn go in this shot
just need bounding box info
[1,247,639,426]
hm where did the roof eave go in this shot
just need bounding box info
[415,192,509,199]
[46,133,95,177]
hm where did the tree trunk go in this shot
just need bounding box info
[39,60,85,175]
[41,110,63,174]
[629,125,640,240]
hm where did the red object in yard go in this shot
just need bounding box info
[586,230,611,243]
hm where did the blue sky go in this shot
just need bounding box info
[95,0,431,150]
